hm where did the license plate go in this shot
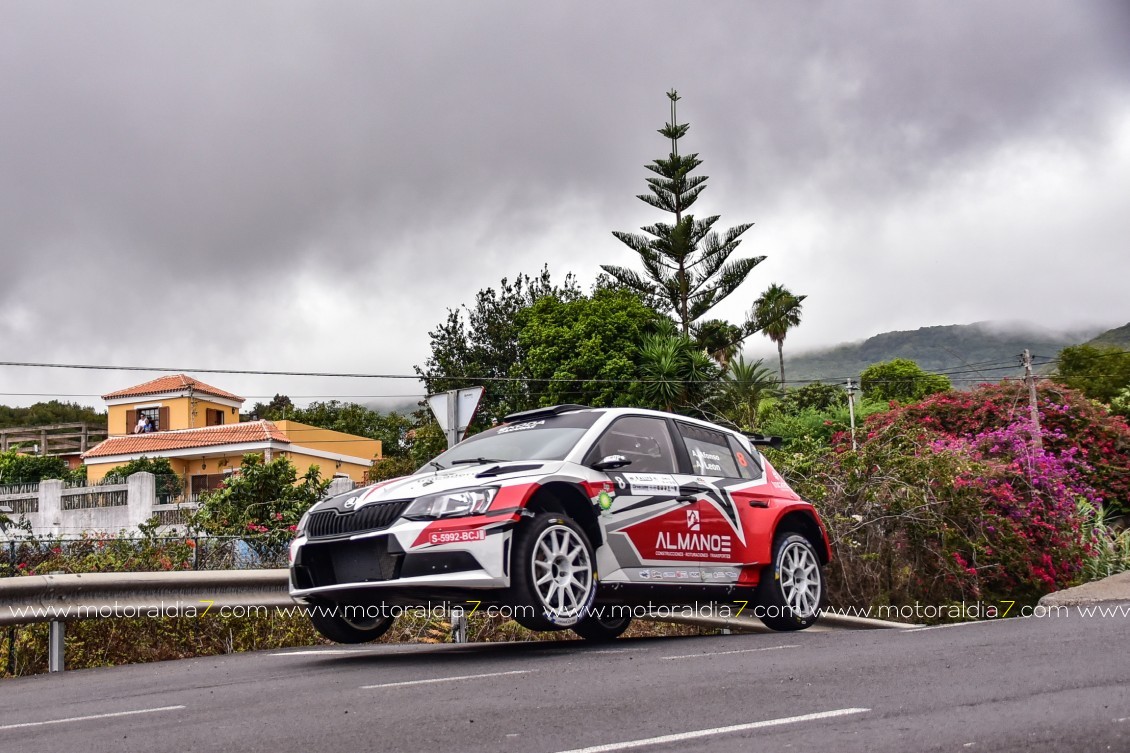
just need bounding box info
[428,529,486,545]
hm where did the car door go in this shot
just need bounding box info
[667,422,760,585]
[583,415,698,585]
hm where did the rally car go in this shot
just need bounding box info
[288,404,830,642]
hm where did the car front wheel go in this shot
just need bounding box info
[309,608,396,644]
[510,513,597,630]
[572,613,632,642]
[756,532,824,631]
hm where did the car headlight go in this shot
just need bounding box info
[402,487,497,520]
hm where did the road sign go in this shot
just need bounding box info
[426,387,484,448]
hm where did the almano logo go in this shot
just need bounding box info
[686,509,700,531]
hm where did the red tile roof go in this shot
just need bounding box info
[102,374,244,402]
[83,420,288,458]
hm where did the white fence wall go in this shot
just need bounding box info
[0,473,192,537]
[0,473,356,538]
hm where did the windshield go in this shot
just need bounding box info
[421,411,601,470]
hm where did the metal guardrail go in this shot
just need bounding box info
[0,569,919,672]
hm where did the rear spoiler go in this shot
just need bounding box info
[502,404,592,423]
[743,433,784,449]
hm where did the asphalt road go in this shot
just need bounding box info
[3,606,1129,753]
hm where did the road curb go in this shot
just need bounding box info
[1038,570,1130,607]
[643,608,921,633]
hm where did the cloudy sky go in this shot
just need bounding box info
[1,1,1128,411]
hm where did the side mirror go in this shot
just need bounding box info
[591,454,631,471]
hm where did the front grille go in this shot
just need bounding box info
[307,500,411,539]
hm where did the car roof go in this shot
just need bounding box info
[504,404,743,437]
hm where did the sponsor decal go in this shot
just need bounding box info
[686,509,700,531]
[622,472,678,495]
[654,531,733,558]
[598,491,614,511]
[427,529,486,545]
[497,420,545,434]
[638,569,651,580]
[675,570,688,580]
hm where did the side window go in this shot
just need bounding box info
[726,436,764,481]
[677,423,741,478]
[585,416,677,474]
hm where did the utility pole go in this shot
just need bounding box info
[1021,349,1044,451]
[845,380,858,451]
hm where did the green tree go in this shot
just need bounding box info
[246,394,294,421]
[601,90,764,337]
[191,453,330,558]
[516,288,661,408]
[417,268,581,427]
[778,382,847,414]
[0,450,75,485]
[105,456,183,499]
[692,318,745,368]
[752,283,805,385]
[637,319,720,414]
[1053,344,1130,404]
[0,400,105,430]
[859,358,952,403]
[705,356,780,431]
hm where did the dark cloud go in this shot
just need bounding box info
[0,1,1127,405]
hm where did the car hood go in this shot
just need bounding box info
[316,460,567,513]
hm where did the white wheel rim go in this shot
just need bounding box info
[780,540,821,619]
[532,525,593,619]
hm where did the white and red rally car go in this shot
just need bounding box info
[289,404,830,642]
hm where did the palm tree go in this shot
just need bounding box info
[752,284,805,385]
[707,356,780,431]
[638,320,719,413]
[692,318,745,368]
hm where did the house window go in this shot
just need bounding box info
[138,407,161,432]
[206,408,225,426]
[190,473,227,496]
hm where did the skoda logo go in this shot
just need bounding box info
[343,497,357,509]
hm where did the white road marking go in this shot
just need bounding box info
[554,708,871,753]
[904,619,1020,633]
[590,648,640,654]
[361,670,533,689]
[0,705,186,731]
[660,644,799,660]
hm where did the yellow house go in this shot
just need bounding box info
[83,375,381,492]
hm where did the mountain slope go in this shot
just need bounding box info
[750,322,1107,386]
[1086,323,1130,349]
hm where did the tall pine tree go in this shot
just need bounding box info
[602,89,765,337]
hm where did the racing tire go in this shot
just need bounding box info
[309,608,396,644]
[572,613,632,642]
[755,532,824,632]
[510,513,598,631]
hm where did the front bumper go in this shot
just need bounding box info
[288,516,514,603]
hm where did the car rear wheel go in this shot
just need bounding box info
[310,608,396,644]
[756,532,824,631]
[572,613,632,642]
[511,513,597,630]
